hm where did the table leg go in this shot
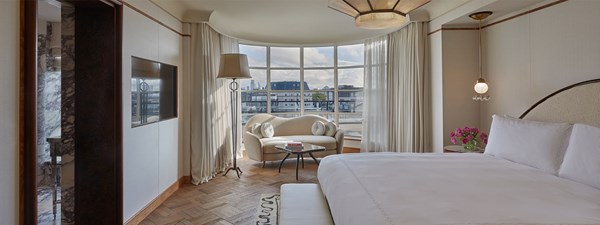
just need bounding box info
[309,152,319,165]
[279,153,291,173]
[301,154,305,168]
[296,153,300,180]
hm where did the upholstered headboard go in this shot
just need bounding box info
[519,79,600,127]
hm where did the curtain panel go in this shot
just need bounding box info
[183,23,235,185]
[362,22,431,153]
[362,36,389,152]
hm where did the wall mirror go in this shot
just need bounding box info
[131,56,177,127]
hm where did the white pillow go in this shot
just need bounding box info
[558,124,600,189]
[261,122,274,138]
[484,114,572,174]
[251,123,263,138]
[311,121,326,135]
[325,121,337,136]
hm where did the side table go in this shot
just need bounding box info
[444,145,484,153]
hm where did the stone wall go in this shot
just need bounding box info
[60,6,76,225]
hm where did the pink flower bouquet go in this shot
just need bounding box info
[450,126,488,151]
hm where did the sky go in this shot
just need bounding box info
[239,44,364,91]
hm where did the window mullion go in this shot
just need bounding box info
[334,45,339,124]
[300,47,304,115]
[266,46,271,113]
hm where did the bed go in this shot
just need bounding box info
[317,79,600,225]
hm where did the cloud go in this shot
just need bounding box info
[339,68,364,88]
[240,45,266,67]
[338,44,364,66]
[271,47,300,67]
[304,69,334,90]
[271,69,300,82]
[304,47,333,67]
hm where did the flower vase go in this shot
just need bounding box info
[463,140,477,151]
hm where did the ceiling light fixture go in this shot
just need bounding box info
[470,11,492,101]
[328,0,430,29]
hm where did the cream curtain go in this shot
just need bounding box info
[387,22,429,153]
[183,23,233,185]
[361,22,430,153]
[362,36,388,152]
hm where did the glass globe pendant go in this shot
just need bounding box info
[474,78,488,94]
[471,11,492,101]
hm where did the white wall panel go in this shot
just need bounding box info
[429,32,444,152]
[158,119,179,192]
[482,16,531,132]
[482,0,600,132]
[123,6,161,220]
[0,1,19,223]
[123,0,182,33]
[122,2,183,222]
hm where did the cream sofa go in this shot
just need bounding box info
[243,114,344,165]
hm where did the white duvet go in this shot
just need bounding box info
[317,153,600,225]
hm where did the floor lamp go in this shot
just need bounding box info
[217,53,251,178]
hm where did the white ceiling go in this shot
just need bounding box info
[151,0,473,45]
[446,0,545,27]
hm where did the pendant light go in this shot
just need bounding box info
[328,0,430,29]
[470,11,492,101]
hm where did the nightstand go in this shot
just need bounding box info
[444,145,484,153]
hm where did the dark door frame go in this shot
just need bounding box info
[19,1,123,224]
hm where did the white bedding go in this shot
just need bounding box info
[318,153,600,225]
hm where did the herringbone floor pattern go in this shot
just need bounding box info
[139,156,319,225]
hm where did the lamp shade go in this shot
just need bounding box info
[217,53,252,79]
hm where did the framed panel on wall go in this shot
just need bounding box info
[131,56,178,127]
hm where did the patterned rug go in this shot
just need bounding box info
[255,193,280,225]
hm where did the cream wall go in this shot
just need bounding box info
[442,30,480,148]
[480,0,600,132]
[0,1,19,224]
[122,1,183,222]
[428,29,480,152]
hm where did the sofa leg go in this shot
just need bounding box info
[262,161,266,168]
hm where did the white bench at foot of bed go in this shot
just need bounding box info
[279,184,334,225]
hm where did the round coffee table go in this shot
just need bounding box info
[275,143,326,180]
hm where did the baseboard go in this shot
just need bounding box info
[124,176,191,225]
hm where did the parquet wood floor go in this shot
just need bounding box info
[139,156,319,225]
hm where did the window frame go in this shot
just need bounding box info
[240,43,364,137]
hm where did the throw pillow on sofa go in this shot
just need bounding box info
[261,122,274,138]
[325,121,337,136]
[251,123,263,138]
[312,121,326,135]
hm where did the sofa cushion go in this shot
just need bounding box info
[251,123,263,138]
[325,122,337,136]
[312,121,326,135]
[261,122,274,138]
[261,135,337,154]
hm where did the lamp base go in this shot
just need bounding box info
[223,166,243,178]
